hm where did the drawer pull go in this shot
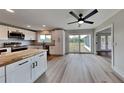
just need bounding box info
[19,61,29,65]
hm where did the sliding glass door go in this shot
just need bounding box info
[69,35,80,53]
[69,34,92,53]
[80,35,92,52]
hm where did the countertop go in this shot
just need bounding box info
[0,49,47,67]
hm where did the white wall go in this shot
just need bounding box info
[95,10,124,79]
[65,29,94,53]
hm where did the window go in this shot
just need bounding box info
[40,34,52,43]
[100,36,106,50]
[107,35,112,50]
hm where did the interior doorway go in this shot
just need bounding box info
[96,26,112,63]
[69,34,92,53]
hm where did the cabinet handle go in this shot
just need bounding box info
[32,63,35,68]
[35,61,38,66]
[39,54,44,57]
[19,61,28,65]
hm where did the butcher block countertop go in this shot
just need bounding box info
[0,49,47,67]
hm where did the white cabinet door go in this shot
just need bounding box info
[0,25,8,40]
[23,30,36,40]
[37,52,47,74]
[41,52,47,72]
[8,26,16,32]
[31,54,44,82]
[31,52,47,82]
[30,31,36,40]
[6,58,31,83]
[0,77,5,83]
[16,28,24,33]
[31,56,38,82]
[23,30,30,40]
[0,66,5,83]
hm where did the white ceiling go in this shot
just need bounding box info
[0,9,121,31]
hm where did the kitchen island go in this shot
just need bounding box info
[0,49,47,83]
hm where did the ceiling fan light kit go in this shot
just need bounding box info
[68,9,98,27]
[78,20,84,24]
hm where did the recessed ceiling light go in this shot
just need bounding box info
[27,25,31,28]
[5,9,15,13]
[42,25,46,27]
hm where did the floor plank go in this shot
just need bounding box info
[35,54,123,83]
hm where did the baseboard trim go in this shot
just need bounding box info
[113,69,124,82]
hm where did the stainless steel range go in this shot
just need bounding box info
[3,42,28,52]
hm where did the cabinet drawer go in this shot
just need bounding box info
[0,66,5,77]
[6,57,31,72]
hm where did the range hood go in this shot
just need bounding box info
[8,31,25,39]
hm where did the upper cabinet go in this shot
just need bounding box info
[7,26,17,32]
[23,30,36,40]
[29,31,36,40]
[0,25,8,40]
[0,25,36,41]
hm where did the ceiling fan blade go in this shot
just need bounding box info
[83,9,98,20]
[69,11,79,20]
[67,21,78,24]
[84,20,94,24]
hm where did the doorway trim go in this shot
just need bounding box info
[95,24,114,68]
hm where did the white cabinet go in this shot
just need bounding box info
[6,51,47,83]
[7,26,17,32]
[37,52,47,73]
[0,25,36,41]
[41,52,47,72]
[23,30,30,40]
[30,31,36,40]
[0,66,5,83]
[31,56,38,81]
[23,30,36,40]
[0,25,8,40]
[6,58,31,83]
[31,52,47,82]
[50,30,65,55]
[0,77,5,83]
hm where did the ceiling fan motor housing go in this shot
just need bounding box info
[79,13,83,17]
[78,18,83,22]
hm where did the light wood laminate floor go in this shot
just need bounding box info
[35,54,123,83]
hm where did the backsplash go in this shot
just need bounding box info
[0,39,33,48]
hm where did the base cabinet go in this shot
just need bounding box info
[31,52,47,82]
[0,77,5,83]
[40,52,47,72]
[0,66,5,83]
[6,58,31,83]
[6,51,47,83]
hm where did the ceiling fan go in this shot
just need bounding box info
[68,9,98,27]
